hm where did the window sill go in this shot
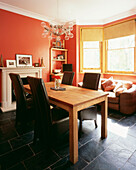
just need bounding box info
[103,72,136,76]
[79,72,136,76]
[80,70,101,74]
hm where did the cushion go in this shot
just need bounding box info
[123,81,132,90]
[108,96,119,104]
[104,84,116,92]
[113,82,123,93]
[116,87,127,97]
[101,77,115,91]
[108,92,116,98]
[108,92,119,104]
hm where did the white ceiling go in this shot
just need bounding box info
[0,0,136,24]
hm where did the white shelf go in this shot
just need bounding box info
[52,59,66,62]
[51,48,68,51]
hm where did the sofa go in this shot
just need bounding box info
[78,77,136,115]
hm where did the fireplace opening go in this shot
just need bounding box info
[12,77,30,102]
[12,84,16,102]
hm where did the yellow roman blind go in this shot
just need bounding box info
[81,28,103,41]
[104,19,135,40]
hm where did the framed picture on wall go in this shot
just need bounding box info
[16,54,32,67]
[6,60,16,67]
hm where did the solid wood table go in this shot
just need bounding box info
[24,82,108,164]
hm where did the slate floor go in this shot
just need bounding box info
[1,108,136,170]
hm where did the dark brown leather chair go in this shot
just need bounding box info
[27,76,69,147]
[82,72,101,90]
[9,73,34,125]
[78,73,101,131]
[61,71,75,85]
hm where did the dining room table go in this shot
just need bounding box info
[24,81,108,164]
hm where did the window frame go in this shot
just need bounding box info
[105,35,136,74]
[80,20,136,75]
[80,40,102,72]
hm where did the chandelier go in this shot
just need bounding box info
[41,21,74,41]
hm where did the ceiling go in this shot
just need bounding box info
[0,0,136,25]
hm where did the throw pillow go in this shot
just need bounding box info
[113,82,123,93]
[101,77,114,91]
[123,81,132,90]
[104,84,116,92]
[116,87,127,97]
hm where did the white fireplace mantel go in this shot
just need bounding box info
[0,67,43,112]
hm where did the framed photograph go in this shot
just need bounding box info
[55,41,61,48]
[16,54,32,67]
[6,60,16,68]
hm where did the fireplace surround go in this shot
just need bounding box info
[0,67,42,112]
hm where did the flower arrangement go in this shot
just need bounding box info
[52,75,61,79]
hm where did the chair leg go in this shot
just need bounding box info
[15,119,18,127]
[94,120,98,128]
[79,119,83,131]
[33,123,38,144]
[33,133,37,144]
[78,119,82,138]
[78,117,83,136]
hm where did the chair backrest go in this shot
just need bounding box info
[27,76,52,144]
[9,73,27,110]
[82,73,101,90]
[61,71,75,85]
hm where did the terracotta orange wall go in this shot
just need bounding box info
[0,9,50,102]
[65,25,77,85]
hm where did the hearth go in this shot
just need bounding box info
[0,67,42,112]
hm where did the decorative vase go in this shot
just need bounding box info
[62,40,65,48]
[0,54,4,67]
[41,57,45,67]
[55,78,60,89]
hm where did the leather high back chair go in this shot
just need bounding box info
[27,76,69,146]
[9,73,34,125]
[61,71,75,85]
[82,73,101,90]
[78,73,101,132]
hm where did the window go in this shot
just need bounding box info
[81,41,101,72]
[106,35,135,73]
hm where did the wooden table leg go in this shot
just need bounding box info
[69,107,78,164]
[101,96,108,139]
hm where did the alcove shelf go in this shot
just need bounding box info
[52,59,66,62]
[50,47,68,81]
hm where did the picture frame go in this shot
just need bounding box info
[55,41,61,48]
[16,54,32,67]
[6,60,16,68]
[52,40,62,48]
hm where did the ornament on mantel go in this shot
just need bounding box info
[41,57,45,67]
[62,40,65,48]
[0,54,4,67]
